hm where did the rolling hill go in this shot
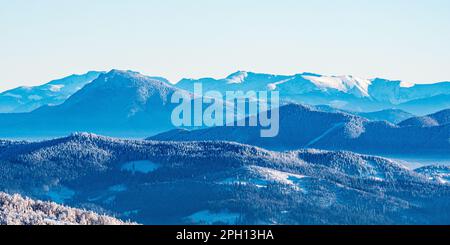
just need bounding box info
[0,133,449,224]
[150,104,450,156]
[358,109,415,124]
[399,109,450,127]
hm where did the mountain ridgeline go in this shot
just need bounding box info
[0,70,188,138]
[357,109,415,124]
[0,133,449,224]
[0,69,449,225]
[0,71,103,113]
[150,104,450,156]
[399,109,450,127]
[177,72,450,115]
[0,69,449,139]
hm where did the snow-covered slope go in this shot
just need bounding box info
[415,166,450,185]
[176,71,450,114]
[399,109,450,127]
[0,71,103,113]
[0,192,132,225]
[177,72,374,99]
[0,133,449,224]
[302,75,372,98]
[178,71,296,93]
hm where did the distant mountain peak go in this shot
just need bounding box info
[0,71,103,113]
[399,108,450,127]
[225,71,249,84]
[61,69,180,112]
[0,70,190,138]
[106,69,141,77]
[226,70,248,77]
[89,69,173,94]
[101,69,147,83]
[302,74,372,98]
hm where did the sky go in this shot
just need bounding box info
[1,0,450,91]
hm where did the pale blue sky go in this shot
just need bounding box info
[1,0,450,91]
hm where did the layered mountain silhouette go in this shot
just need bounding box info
[399,109,450,127]
[0,71,102,113]
[1,69,449,225]
[1,69,449,120]
[0,70,188,138]
[0,133,449,224]
[1,69,448,156]
[396,94,450,116]
[177,72,450,115]
[357,109,415,124]
[150,104,450,156]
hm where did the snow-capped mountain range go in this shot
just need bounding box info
[0,133,449,224]
[177,71,376,97]
[0,69,448,149]
[0,70,189,138]
[177,71,450,115]
[1,70,449,115]
[0,71,103,113]
[0,69,448,225]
